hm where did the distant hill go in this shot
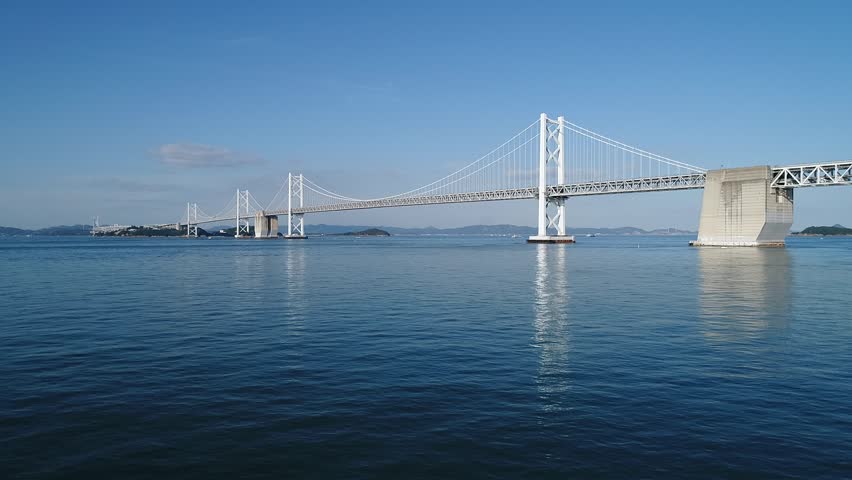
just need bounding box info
[0,226,30,236]
[35,225,92,236]
[0,224,92,236]
[797,225,852,236]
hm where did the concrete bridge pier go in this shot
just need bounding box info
[254,212,280,238]
[691,166,793,247]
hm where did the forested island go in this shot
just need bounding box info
[99,226,188,237]
[89,225,392,238]
[94,226,259,237]
[795,225,852,236]
[330,228,390,237]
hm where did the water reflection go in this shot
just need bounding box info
[285,244,307,334]
[231,245,265,292]
[698,247,792,342]
[533,245,571,412]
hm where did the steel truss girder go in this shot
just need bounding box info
[261,173,708,215]
[771,162,852,188]
[547,173,707,197]
[273,187,540,214]
[189,162,852,221]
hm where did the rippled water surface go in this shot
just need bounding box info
[2,235,851,479]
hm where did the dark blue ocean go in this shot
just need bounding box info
[1,235,851,479]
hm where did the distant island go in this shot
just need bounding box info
[794,225,852,236]
[91,226,391,237]
[92,225,262,237]
[329,228,390,237]
[98,226,187,237]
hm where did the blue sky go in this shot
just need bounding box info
[2,1,851,229]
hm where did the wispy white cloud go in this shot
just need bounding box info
[153,143,263,168]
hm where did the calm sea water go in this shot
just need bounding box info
[1,235,851,479]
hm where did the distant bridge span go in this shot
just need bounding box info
[131,114,848,246]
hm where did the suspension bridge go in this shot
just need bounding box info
[110,113,851,246]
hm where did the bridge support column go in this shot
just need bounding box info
[528,114,575,244]
[286,213,306,239]
[691,166,793,247]
[254,212,279,238]
[269,215,279,237]
[186,202,198,238]
[285,173,307,239]
[235,189,251,238]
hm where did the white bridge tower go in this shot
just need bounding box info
[186,202,198,237]
[528,114,574,243]
[286,173,306,239]
[235,189,251,238]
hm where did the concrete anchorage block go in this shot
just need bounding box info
[691,166,793,247]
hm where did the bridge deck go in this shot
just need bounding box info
[263,173,708,216]
[179,162,851,227]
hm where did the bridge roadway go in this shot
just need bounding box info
[268,173,708,216]
[182,162,850,226]
[179,173,707,225]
